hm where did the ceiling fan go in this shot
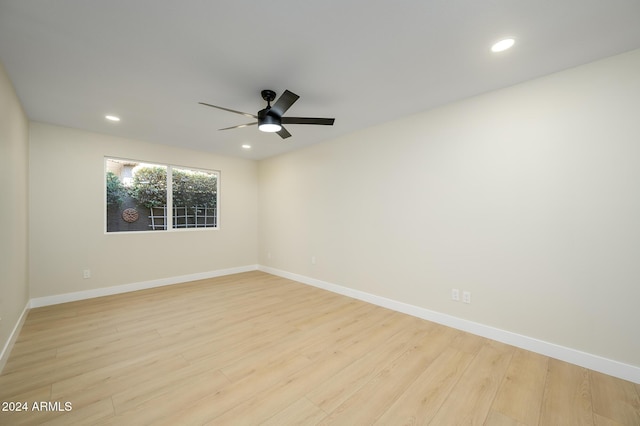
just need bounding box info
[199,89,335,139]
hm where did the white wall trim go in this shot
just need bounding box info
[258,265,640,384]
[29,265,259,308]
[0,302,30,374]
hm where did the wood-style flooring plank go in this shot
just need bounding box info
[318,322,456,424]
[202,350,353,425]
[590,370,640,425]
[105,370,231,425]
[374,346,474,424]
[259,397,327,426]
[428,340,514,425]
[489,347,549,425]
[539,358,594,425]
[305,317,437,414]
[141,354,315,425]
[484,410,528,426]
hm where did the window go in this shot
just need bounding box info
[105,158,218,232]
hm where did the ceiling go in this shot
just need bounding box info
[1,1,639,160]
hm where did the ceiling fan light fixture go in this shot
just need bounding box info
[258,123,282,132]
[258,113,281,132]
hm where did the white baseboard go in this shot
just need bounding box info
[0,302,30,373]
[258,265,640,384]
[29,264,259,308]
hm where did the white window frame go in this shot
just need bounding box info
[105,157,219,234]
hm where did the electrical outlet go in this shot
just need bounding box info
[311,256,316,265]
[83,269,91,279]
[451,288,459,301]
[463,291,471,304]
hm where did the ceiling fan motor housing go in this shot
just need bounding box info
[258,108,281,129]
[259,90,281,129]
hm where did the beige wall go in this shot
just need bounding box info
[259,49,640,367]
[0,62,29,356]
[29,123,258,298]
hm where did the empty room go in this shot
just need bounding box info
[1,1,639,424]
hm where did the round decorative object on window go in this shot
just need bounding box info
[122,208,139,223]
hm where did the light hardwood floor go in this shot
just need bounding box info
[1,271,638,425]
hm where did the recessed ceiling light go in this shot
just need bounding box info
[491,38,515,53]
[241,144,251,150]
[105,115,120,122]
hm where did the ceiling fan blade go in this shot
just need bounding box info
[219,122,257,131]
[277,126,292,139]
[199,102,257,119]
[270,90,299,117]
[281,117,335,126]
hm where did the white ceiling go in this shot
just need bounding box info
[1,1,640,160]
